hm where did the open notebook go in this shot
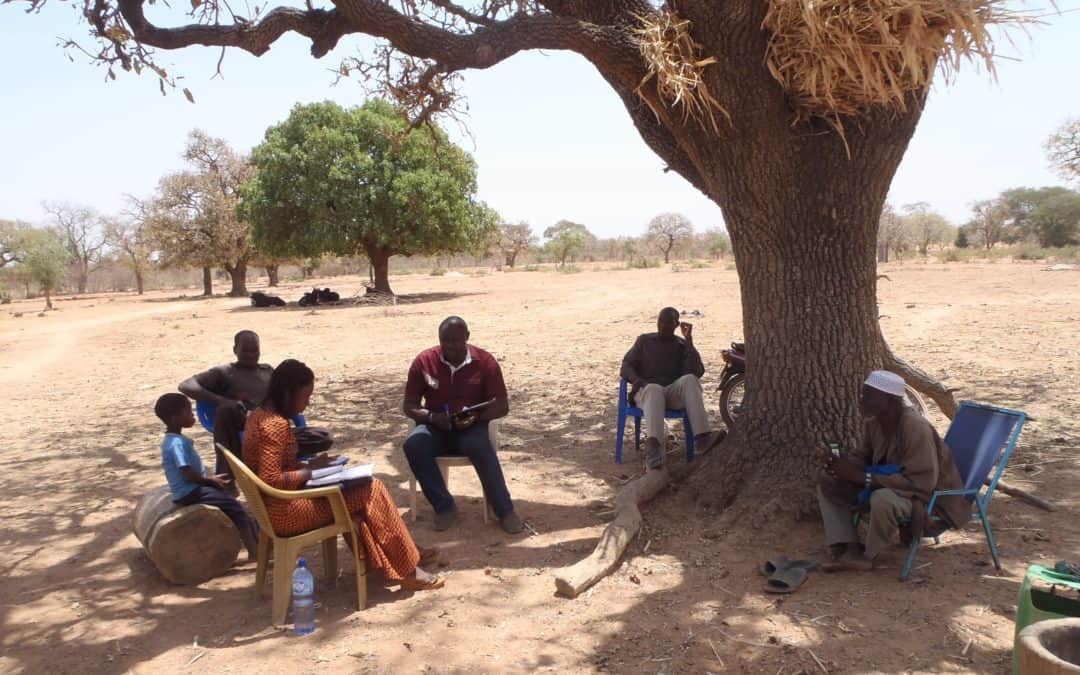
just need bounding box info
[306,463,375,487]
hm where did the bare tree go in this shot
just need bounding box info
[647,212,693,264]
[498,222,537,268]
[969,199,1011,250]
[901,202,952,256]
[109,197,156,294]
[44,203,108,293]
[149,131,256,296]
[1046,118,1080,185]
[877,203,909,263]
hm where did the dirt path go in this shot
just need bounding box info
[0,262,1077,674]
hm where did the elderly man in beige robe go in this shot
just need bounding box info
[817,370,970,572]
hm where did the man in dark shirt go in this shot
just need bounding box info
[179,330,331,474]
[402,316,523,534]
[621,307,725,469]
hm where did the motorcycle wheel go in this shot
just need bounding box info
[719,373,746,428]
[904,385,929,418]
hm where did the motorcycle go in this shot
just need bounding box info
[716,341,928,427]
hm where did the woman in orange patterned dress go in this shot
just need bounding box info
[242,359,444,590]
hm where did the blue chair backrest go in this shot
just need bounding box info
[195,399,307,432]
[619,378,631,408]
[943,401,1026,499]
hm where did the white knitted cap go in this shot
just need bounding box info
[864,370,906,398]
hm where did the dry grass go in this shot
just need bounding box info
[763,0,1033,124]
[634,8,730,133]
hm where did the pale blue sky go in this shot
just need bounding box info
[2,3,1078,238]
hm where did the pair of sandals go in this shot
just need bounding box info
[759,556,818,593]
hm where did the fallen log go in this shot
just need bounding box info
[553,467,671,598]
[990,478,1057,512]
[133,485,242,584]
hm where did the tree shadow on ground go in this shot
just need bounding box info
[3,354,1076,673]
[224,291,486,314]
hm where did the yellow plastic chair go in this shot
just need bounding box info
[406,420,500,524]
[219,445,367,625]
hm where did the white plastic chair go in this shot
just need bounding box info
[406,419,500,523]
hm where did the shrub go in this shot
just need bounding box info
[627,258,660,269]
[430,267,447,276]
[558,264,581,274]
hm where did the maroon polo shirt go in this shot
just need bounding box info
[405,345,508,415]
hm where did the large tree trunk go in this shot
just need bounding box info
[365,246,393,294]
[506,252,517,268]
[600,1,928,514]
[134,267,145,295]
[76,268,88,294]
[265,265,279,287]
[44,287,53,311]
[225,260,248,296]
[201,267,213,296]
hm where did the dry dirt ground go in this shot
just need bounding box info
[0,261,1077,675]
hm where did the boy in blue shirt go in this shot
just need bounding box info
[155,393,258,559]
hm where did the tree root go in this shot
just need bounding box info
[552,457,700,599]
[879,335,959,419]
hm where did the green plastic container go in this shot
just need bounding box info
[1014,564,1080,674]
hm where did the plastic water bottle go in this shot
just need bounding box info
[291,557,315,635]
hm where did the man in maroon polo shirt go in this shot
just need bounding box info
[402,316,523,534]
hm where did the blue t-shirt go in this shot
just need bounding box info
[161,433,204,501]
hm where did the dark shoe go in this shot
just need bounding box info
[433,508,458,532]
[499,511,524,534]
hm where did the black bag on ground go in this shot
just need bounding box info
[251,291,286,307]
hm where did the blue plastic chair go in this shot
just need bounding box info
[614,378,694,464]
[195,399,306,436]
[897,400,1027,581]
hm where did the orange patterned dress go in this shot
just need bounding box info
[241,407,420,581]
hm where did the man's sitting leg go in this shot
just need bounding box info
[666,374,726,454]
[457,422,521,534]
[403,424,457,530]
[817,478,862,562]
[212,402,247,476]
[823,488,912,572]
[636,383,667,469]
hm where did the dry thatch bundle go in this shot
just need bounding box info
[763,0,1032,122]
[634,8,730,133]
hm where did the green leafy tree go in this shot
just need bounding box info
[543,220,588,267]
[901,202,951,256]
[1,219,32,268]
[969,199,1011,250]
[704,228,731,260]
[498,222,537,268]
[955,226,970,249]
[244,100,493,294]
[1002,187,1080,247]
[21,228,70,310]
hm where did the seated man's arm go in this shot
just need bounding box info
[873,418,939,500]
[478,356,509,422]
[620,336,643,385]
[403,357,452,430]
[178,367,233,407]
[682,341,705,378]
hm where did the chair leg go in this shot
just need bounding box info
[409,477,418,523]
[322,537,338,581]
[254,532,271,599]
[615,411,626,464]
[348,531,367,611]
[976,501,1002,570]
[272,541,295,626]
[634,415,641,451]
[684,413,694,462]
[899,536,922,582]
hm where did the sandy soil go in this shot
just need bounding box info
[0,261,1077,674]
